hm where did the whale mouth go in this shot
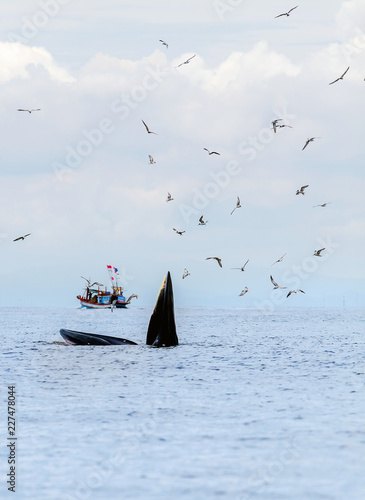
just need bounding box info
[146,271,178,348]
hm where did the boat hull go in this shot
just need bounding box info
[78,298,127,309]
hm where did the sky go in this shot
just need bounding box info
[0,0,364,308]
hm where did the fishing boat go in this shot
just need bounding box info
[77,265,135,309]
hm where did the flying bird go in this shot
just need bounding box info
[329,66,350,85]
[275,6,298,18]
[125,294,139,304]
[206,257,222,268]
[176,54,196,67]
[271,253,286,266]
[296,185,309,195]
[148,155,156,164]
[17,108,41,113]
[287,289,305,298]
[272,119,283,133]
[198,215,208,226]
[81,277,104,288]
[231,259,249,272]
[270,275,287,290]
[313,202,331,208]
[166,192,174,202]
[302,137,320,150]
[277,124,293,130]
[230,196,241,215]
[182,268,190,279]
[239,287,250,296]
[313,248,325,257]
[142,120,157,135]
[203,148,220,155]
[13,233,31,241]
[159,39,168,49]
[173,228,185,235]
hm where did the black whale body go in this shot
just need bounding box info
[59,329,138,345]
[60,272,178,348]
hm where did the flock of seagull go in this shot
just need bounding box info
[149,12,350,301]
[142,110,332,299]
[11,9,351,304]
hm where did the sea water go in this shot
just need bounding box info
[0,306,364,500]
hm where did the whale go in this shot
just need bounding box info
[146,271,178,347]
[59,272,178,348]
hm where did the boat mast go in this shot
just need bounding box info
[107,265,120,293]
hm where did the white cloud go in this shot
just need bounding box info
[337,0,365,29]
[0,42,75,83]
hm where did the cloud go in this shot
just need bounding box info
[0,42,75,83]
[337,0,365,29]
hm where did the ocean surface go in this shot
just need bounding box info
[0,306,364,500]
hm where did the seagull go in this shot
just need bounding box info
[176,54,196,67]
[173,228,185,236]
[313,248,325,257]
[275,5,298,18]
[270,275,287,290]
[329,66,350,85]
[296,185,309,195]
[206,257,222,268]
[287,289,305,298]
[13,233,31,241]
[148,155,156,164]
[313,202,331,208]
[239,287,250,296]
[302,137,320,150]
[272,119,283,133]
[231,259,249,272]
[277,124,293,130]
[81,277,104,288]
[198,215,208,226]
[182,268,190,279]
[203,148,220,155]
[159,39,168,49]
[230,196,241,215]
[166,192,174,202]
[271,253,286,266]
[17,108,41,113]
[142,120,157,135]
[125,294,139,304]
